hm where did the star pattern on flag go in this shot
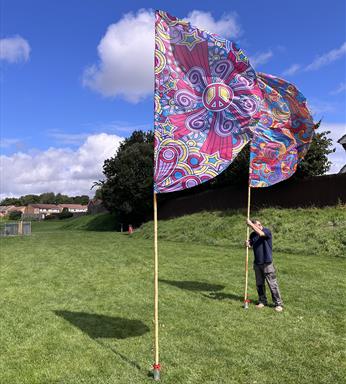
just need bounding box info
[179,30,203,51]
[162,119,175,137]
[203,152,224,169]
[235,49,249,64]
[163,78,179,92]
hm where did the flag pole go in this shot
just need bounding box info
[243,184,251,309]
[153,192,161,380]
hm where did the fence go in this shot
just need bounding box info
[158,174,346,220]
[0,221,32,237]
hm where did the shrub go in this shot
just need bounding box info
[44,213,60,220]
[8,211,22,220]
[59,208,73,220]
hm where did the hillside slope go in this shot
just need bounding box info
[133,206,346,257]
[31,213,119,232]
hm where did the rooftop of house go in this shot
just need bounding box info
[28,204,61,209]
[59,204,87,209]
[337,134,346,147]
[88,199,103,206]
[0,205,15,211]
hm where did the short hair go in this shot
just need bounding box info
[251,219,261,225]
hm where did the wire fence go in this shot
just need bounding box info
[0,221,32,237]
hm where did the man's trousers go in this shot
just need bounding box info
[254,262,283,306]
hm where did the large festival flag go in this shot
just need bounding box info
[154,10,263,193]
[152,10,264,379]
[242,73,316,309]
[249,73,315,187]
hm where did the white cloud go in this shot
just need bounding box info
[0,138,23,149]
[321,123,346,174]
[0,133,123,199]
[282,42,346,76]
[186,10,241,38]
[250,50,273,67]
[282,64,301,77]
[82,9,242,102]
[0,35,30,63]
[305,42,346,71]
[330,82,346,95]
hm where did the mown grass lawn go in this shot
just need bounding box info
[0,214,345,384]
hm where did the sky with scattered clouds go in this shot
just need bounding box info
[1,0,345,198]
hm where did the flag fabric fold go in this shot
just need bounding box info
[154,11,263,193]
[249,73,315,187]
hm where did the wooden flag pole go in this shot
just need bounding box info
[153,192,161,381]
[243,185,251,309]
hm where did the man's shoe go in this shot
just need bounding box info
[274,305,283,312]
[255,303,265,309]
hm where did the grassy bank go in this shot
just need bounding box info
[30,213,120,232]
[133,206,346,257]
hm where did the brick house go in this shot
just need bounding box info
[59,204,88,213]
[0,206,26,217]
[25,204,62,219]
[87,199,108,214]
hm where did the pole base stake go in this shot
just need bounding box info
[152,364,161,381]
[243,299,250,309]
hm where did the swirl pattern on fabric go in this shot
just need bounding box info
[249,73,315,188]
[154,10,263,193]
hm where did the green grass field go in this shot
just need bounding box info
[0,209,345,384]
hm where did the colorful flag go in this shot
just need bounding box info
[249,73,315,187]
[154,11,263,193]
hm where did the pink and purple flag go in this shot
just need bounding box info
[154,11,263,193]
[249,73,315,187]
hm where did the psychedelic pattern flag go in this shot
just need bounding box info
[249,73,315,187]
[154,11,263,193]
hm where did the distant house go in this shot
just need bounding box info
[337,134,346,173]
[0,206,15,217]
[25,204,61,219]
[9,206,26,214]
[87,199,108,214]
[0,206,26,217]
[59,204,88,213]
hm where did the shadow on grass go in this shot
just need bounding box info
[160,279,225,292]
[54,311,149,339]
[60,214,120,232]
[83,214,120,231]
[55,311,149,373]
[160,279,244,303]
[202,292,244,302]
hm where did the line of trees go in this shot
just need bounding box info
[96,130,335,226]
[0,193,90,206]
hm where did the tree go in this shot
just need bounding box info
[8,210,22,220]
[59,207,73,219]
[0,197,21,206]
[20,194,40,205]
[39,192,56,204]
[93,188,103,200]
[73,195,89,205]
[100,131,154,225]
[295,131,335,177]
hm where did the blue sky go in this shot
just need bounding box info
[1,0,345,197]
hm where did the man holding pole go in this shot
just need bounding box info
[245,219,283,312]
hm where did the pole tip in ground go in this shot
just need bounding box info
[152,364,161,381]
[243,299,250,309]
